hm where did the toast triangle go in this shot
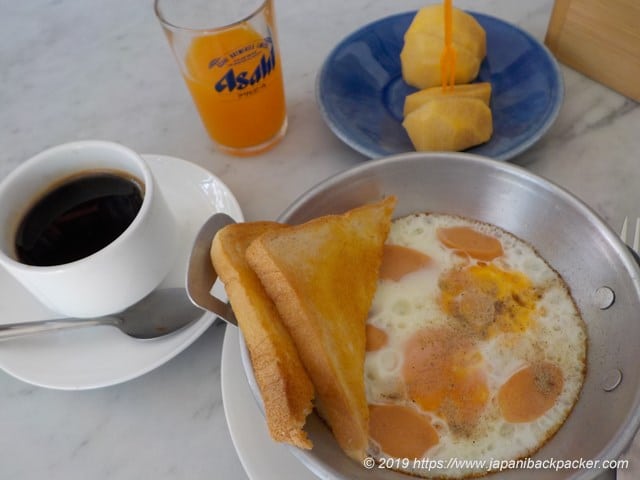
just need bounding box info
[246,197,396,461]
[211,221,315,449]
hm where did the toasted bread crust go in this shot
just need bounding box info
[211,222,314,449]
[246,197,396,461]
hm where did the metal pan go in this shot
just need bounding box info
[240,152,640,480]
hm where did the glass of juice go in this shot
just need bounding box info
[155,0,287,156]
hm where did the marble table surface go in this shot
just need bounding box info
[1,0,638,479]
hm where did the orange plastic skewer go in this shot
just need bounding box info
[440,0,457,92]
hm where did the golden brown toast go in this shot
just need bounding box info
[211,221,314,449]
[245,197,396,461]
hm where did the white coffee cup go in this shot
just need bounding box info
[0,140,178,318]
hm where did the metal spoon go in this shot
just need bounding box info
[0,287,202,340]
[186,212,237,326]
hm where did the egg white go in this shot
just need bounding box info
[365,213,587,478]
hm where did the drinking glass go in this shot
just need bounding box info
[155,0,287,156]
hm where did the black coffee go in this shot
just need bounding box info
[15,171,144,266]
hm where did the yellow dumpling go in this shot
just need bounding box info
[401,5,486,89]
[403,82,492,116]
[402,97,492,152]
[408,5,486,59]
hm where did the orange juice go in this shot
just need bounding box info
[182,24,287,154]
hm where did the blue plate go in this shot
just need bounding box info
[316,11,564,161]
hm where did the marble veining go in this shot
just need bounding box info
[1,0,638,479]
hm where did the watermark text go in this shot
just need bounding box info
[363,456,629,472]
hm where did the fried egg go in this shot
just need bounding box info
[364,213,587,478]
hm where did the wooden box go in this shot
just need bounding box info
[545,0,640,101]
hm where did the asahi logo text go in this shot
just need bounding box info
[212,39,277,93]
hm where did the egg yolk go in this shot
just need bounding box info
[403,327,489,436]
[498,362,564,423]
[437,226,504,261]
[439,263,538,337]
[379,244,432,281]
[369,404,439,459]
[366,324,389,352]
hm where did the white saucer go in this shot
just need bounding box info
[0,154,243,390]
[221,325,316,480]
